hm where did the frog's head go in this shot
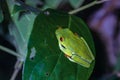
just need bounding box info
[55,28,72,56]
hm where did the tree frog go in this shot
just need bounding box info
[55,28,95,68]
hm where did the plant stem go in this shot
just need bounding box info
[10,60,23,80]
[69,0,109,14]
[0,45,23,58]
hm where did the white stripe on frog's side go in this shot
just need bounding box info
[71,52,91,63]
[67,56,75,62]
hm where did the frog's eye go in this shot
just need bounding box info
[60,37,64,42]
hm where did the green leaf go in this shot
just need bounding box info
[26,0,40,8]
[9,5,36,60]
[12,5,25,14]
[23,9,95,80]
[69,0,84,8]
[6,0,15,14]
[43,0,62,9]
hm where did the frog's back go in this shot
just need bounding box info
[70,35,94,61]
[60,28,94,61]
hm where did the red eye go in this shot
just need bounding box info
[60,37,64,42]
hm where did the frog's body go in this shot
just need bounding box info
[55,28,94,68]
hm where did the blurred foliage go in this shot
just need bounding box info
[0,8,3,23]
[6,0,15,14]
[9,5,36,58]
[69,0,84,8]
[43,0,63,9]
[26,0,40,8]
[115,53,120,71]
[23,9,95,80]
[25,0,85,9]
[6,1,36,60]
